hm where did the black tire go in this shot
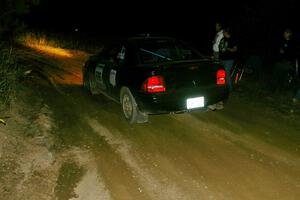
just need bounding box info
[83,68,90,91]
[120,87,148,124]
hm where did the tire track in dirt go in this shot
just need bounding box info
[168,113,300,199]
[27,49,147,199]
[86,117,208,200]
[68,148,112,200]
[30,45,300,199]
[179,113,300,168]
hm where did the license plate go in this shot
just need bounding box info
[186,97,204,109]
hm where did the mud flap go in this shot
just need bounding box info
[136,111,149,123]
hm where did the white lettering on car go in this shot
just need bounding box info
[95,64,106,90]
[95,65,104,84]
[109,70,117,86]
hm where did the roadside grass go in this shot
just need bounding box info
[0,39,61,111]
[17,31,103,54]
[0,34,71,125]
[55,161,84,200]
[0,45,21,110]
[18,32,61,48]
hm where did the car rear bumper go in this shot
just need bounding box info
[135,86,229,114]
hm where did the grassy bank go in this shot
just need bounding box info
[0,44,20,109]
[1,31,95,110]
[17,31,104,54]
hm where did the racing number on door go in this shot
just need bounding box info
[95,63,106,90]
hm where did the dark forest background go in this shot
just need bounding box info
[1,0,300,57]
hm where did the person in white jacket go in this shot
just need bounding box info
[212,22,223,61]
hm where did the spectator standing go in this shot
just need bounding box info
[219,28,238,91]
[273,28,297,90]
[212,22,224,61]
[278,28,295,62]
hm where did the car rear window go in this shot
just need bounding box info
[137,39,204,64]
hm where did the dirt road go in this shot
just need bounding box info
[1,47,300,200]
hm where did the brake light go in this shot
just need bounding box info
[143,76,166,93]
[217,69,226,85]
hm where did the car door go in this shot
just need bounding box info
[94,62,107,91]
[102,44,127,99]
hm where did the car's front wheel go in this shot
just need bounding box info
[120,87,148,124]
[83,68,90,91]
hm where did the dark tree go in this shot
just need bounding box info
[0,0,40,37]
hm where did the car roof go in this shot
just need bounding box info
[128,36,175,42]
[101,36,177,49]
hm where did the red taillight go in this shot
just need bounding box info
[217,69,226,85]
[143,76,166,93]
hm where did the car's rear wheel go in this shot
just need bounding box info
[120,88,148,124]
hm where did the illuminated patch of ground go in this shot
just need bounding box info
[30,45,73,58]
[23,42,73,58]
[19,33,73,58]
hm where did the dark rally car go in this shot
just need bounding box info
[83,36,229,123]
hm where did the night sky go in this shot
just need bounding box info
[24,0,300,53]
[25,1,249,34]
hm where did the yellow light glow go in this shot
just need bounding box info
[20,33,73,57]
[19,33,90,86]
[41,50,89,86]
[28,44,73,58]
[51,72,83,86]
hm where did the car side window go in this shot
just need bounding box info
[116,46,126,65]
[178,48,193,59]
[102,44,126,66]
[102,45,118,60]
[124,43,137,66]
